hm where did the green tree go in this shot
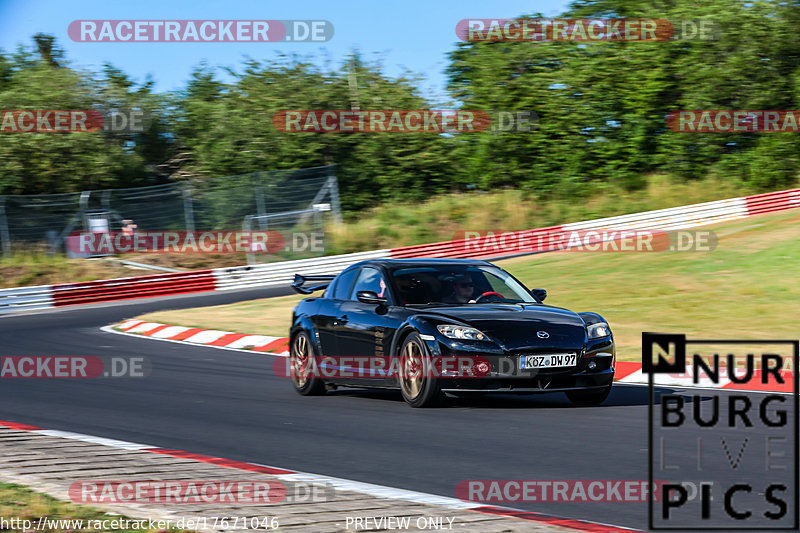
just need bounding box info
[0,36,171,194]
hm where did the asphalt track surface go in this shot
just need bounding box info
[1,288,795,532]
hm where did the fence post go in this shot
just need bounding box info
[243,215,256,266]
[101,190,111,211]
[182,185,195,232]
[327,170,343,224]
[254,172,267,220]
[79,190,90,212]
[0,198,11,257]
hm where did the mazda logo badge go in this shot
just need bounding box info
[537,331,550,339]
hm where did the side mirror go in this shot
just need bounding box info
[531,288,547,302]
[356,290,388,305]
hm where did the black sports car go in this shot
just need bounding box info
[289,259,615,407]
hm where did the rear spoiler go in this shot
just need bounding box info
[292,273,336,295]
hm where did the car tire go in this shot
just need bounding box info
[566,385,611,406]
[397,332,443,408]
[290,331,326,396]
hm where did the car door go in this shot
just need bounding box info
[312,267,358,359]
[336,266,399,385]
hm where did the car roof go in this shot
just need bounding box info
[346,258,493,270]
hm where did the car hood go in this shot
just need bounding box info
[422,303,588,351]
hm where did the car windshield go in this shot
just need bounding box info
[390,265,536,305]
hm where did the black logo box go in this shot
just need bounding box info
[644,332,799,531]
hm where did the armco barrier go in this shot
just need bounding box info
[0,186,798,314]
[389,225,567,260]
[212,250,389,291]
[50,270,216,307]
[744,188,800,215]
[0,284,54,314]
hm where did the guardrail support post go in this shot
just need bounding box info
[183,186,195,232]
[243,215,256,266]
[327,171,342,224]
[255,177,267,219]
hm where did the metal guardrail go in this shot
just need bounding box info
[213,250,389,291]
[745,188,800,215]
[0,284,54,314]
[50,271,216,307]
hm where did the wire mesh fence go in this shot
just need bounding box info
[0,165,341,260]
[243,207,327,266]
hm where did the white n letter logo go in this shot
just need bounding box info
[653,342,678,367]
[643,333,686,373]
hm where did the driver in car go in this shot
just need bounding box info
[443,274,477,304]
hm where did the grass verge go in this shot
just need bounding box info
[126,209,800,361]
[0,482,189,532]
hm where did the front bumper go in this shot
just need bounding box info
[429,335,615,393]
[439,370,614,393]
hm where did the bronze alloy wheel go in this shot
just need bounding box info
[290,332,326,395]
[398,333,443,407]
[291,333,310,388]
[400,339,424,399]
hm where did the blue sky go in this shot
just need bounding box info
[0,0,571,102]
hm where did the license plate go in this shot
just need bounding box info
[520,353,576,369]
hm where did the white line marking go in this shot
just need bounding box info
[617,381,795,396]
[35,429,155,450]
[618,370,731,388]
[277,472,478,509]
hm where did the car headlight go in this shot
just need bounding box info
[587,322,611,339]
[437,324,488,341]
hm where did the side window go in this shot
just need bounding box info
[351,267,389,302]
[331,269,358,300]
